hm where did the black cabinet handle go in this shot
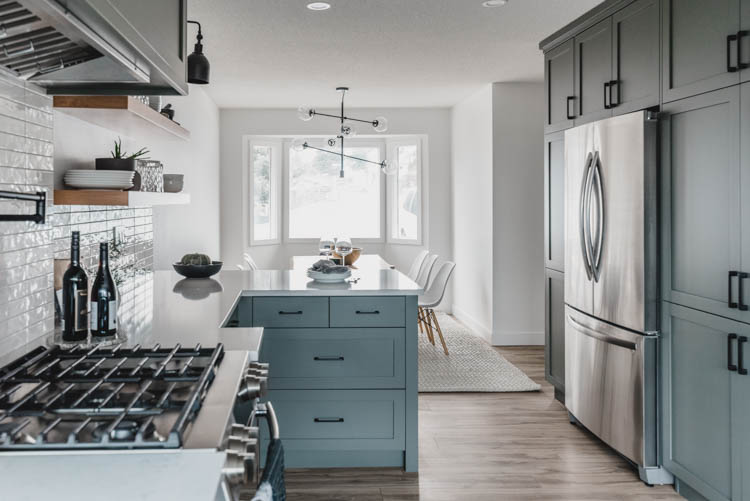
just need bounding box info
[728,34,739,72]
[566,96,576,120]
[314,417,344,423]
[609,80,619,108]
[728,333,738,371]
[739,31,749,69]
[729,271,739,309]
[278,310,303,315]
[739,336,748,375]
[740,272,749,311]
[313,356,344,361]
[603,81,611,109]
[355,310,380,315]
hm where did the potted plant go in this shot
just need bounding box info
[95,137,149,171]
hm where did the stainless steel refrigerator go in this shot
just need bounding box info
[564,110,672,485]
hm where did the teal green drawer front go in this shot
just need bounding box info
[253,297,329,328]
[330,296,405,327]
[264,389,405,450]
[260,328,405,389]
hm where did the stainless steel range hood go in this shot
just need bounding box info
[0,0,187,95]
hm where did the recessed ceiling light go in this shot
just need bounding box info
[307,2,331,10]
[482,0,508,6]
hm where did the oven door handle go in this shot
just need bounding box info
[250,401,280,440]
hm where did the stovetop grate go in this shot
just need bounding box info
[0,343,225,450]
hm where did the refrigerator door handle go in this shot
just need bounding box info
[567,314,637,351]
[583,153,597,283]
[579,153,594,280]
[591,153,604,282]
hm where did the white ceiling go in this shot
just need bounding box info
[188,0,602,109]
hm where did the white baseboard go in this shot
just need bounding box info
[491,331,544,346]
[451,305,492,343]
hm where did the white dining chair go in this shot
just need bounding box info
[418,261,456,356]
[414,254,438,336]
[243,253,259,271]
[407,250,429,281]
[415,254,438,289]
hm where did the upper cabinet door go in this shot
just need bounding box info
[661,87,741,320]
[662,0,740,103]
[574,18,614,125]
[544,132,565,272]
[545,39,576,133]
[611,0,660,114]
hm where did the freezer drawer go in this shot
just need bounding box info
[565,306,657,467]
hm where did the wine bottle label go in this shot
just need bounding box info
[108,300,117,330]
[90,302,97,329]
[74,290,88,331]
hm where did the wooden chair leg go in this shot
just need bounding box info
[417,307,425,333]
[430,309,449,355]
[424,310,436,345]
[418,307,434,343]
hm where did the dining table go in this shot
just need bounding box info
[291,254,395,271]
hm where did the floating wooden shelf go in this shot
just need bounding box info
[53,190,190,207]
[53,96,190,141]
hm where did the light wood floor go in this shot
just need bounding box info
[284,345,683,501]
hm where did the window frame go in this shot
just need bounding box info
[386,136,424,246]
[283,137,387,244]
[244,137,282,246]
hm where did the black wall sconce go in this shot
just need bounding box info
[187,20,210,84]
[0,190,46,224]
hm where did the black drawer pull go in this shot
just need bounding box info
[729,271,739,309]
[566,96,576,120]
[314,356,344,361]
[278,310,303,315]
[739,272,749,311]
[355,310,380,315]
[728,333,738,371]
[728,33,739,72]
[314,417,344,423]
[603,81,611,109]
[739,336,748,375]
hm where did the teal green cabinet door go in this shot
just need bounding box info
[545,39,576,133]
[574,17,613,124]
[662,0,740,102]
[662,302,739,501]
[661,87,742,321]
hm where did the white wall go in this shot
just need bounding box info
[219,108,453,310]
[54,87,221,270]
[491,83,544,345]
[450,83,544,345]
[450,85,494,341]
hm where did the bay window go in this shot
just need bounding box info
[244,135,424,247]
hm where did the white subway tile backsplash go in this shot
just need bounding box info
[0,72,154,358]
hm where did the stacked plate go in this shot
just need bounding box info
[306,268,351,283]
[64,170,134,190]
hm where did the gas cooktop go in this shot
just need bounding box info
[0,343,224,450]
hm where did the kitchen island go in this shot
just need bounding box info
[120,266,421,472]
[227,265,421,472]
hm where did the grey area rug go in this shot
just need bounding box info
[418,313,541,393]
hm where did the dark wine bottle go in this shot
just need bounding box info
[62,231,88,342]
[90,242,118,338]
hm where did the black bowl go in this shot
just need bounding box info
[173,261,223,279]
